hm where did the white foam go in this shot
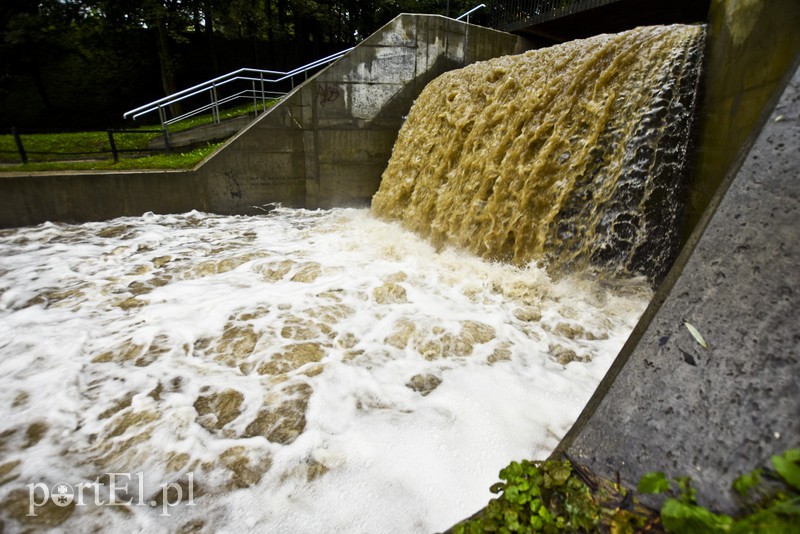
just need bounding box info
[0,208,649,531]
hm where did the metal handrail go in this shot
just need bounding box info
[456,3,487,21]
[123,48,354,132]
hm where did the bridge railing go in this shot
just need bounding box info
[488,0,620,31]
[455,3,487,23]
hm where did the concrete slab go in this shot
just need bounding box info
[555,60,800,514]
[148,115,254,150]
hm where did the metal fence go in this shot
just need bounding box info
[1,127,170,165]
[487,0,620,31]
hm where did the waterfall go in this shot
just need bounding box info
[372,24,705,283]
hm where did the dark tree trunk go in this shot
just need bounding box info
[155,20,182,117]
[204,0,220,74]
[29,57,55,115]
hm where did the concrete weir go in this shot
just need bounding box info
[0,14,522,228]
[201,15,522,211]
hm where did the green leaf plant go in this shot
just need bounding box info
[452,458,659,533]
[637,448,800,533]
[452,448,799,533]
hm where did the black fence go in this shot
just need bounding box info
[2,127,171,166]
[487,0,620,31]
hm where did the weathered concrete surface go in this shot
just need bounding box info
[687,0,800,237]
[554,59,800,514]
[148,114,254,150]
[198,14,523,213]
[0,14,523,228]
[0,170,207,228]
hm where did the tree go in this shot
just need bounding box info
[0,0,80,117]
[0,0,464,128]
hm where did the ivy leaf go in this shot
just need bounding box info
[547,462,572,487]
[638,471,671,494]
[783,449,800,463]
[731,496,800,533]
[661,498,734,533]
[503,509,520,530]
[500,461,523,481]
[732,469,761,497]
[772,450,800,491]
[505,485,520,504]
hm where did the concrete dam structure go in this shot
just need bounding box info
[0,0,798,530]
[0,15,524,227]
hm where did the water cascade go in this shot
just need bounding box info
[373,24,705,283]
[0,25,703,533]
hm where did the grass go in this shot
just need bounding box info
[0,100,278,170]
[0,143,223,172]
[0,130,150,163]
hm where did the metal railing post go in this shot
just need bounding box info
[211,83,220,124]
[107,129,119,163]
[158,105,168,133]
[260,73,266,112]
[11,127,27,164]
[162,127,171,155]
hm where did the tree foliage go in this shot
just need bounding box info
[1,0,479,128]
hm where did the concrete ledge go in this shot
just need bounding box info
[148,115,255,150]
[0,170,207,228]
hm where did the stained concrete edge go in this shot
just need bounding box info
[553,56,800,514]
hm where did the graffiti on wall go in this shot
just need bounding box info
[317,84,341,106]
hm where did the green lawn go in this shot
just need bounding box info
[0,143,223,172]
[0,101,277,171]
[0,130,155,163]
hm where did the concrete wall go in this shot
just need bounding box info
[554,58,800,514]
[0,170,208,228]
[0,14,523,228]
[197,14,522,213]
[552,0,800,515]
[686,0,800,234]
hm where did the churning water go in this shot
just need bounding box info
[0,23,703,533]
[0,209,648,531]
